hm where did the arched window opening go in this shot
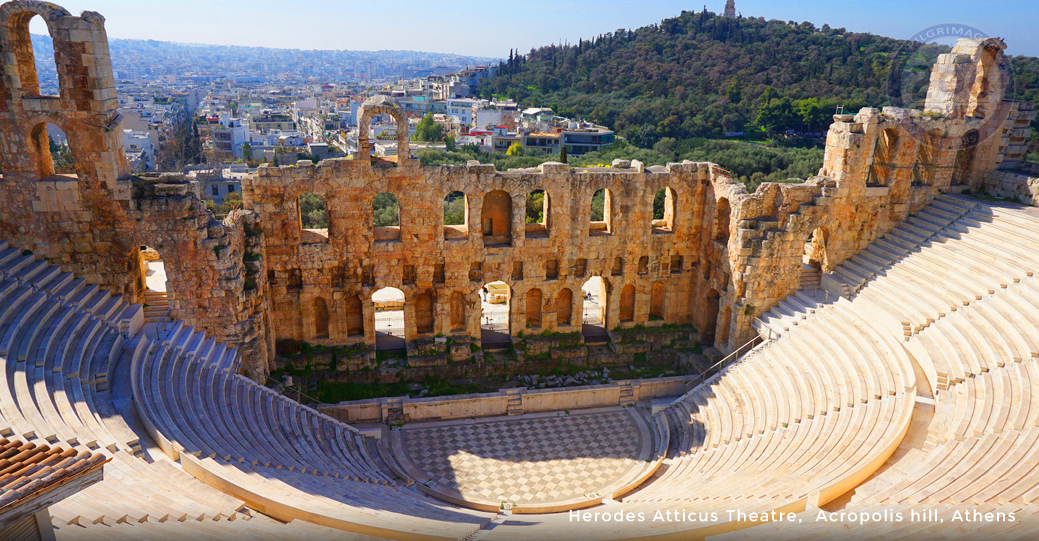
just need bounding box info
[415,292,435,335]
[952,130,979,186]
[652,187,676,233]
[555,288,573,327]
[581,276,608,343]
[299,192,328,243]
[345,295,364,337]
[638,256,649,275]
[611,257,624,276]
[525,189,549,239]
[714,198,730,242]
[26,16,59,97]
[312,298,329,339]
[669,255,683,274]
[545,259,559,280]
[619,284,635,323]
[443,191,468,240]
[525,288,542,329]
[482,190,513,246]
[650,282,666,320]
[589,188,613,236]
[913,130,943,187]
[373,192,401,241]
[373,287,405,352]
[450,292,466,332]
[480,281,511,349]
[868,128,900,187]
[31,122,74,179]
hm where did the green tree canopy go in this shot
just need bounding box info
[413,113,444,142]
[300,192,327,229]
[373,192,400,227]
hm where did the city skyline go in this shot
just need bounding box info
[27,0,1039,58]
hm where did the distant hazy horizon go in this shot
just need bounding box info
[26,0,1039,58]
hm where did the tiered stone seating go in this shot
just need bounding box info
[0,243,265,532]
[707,199,1039,540]
[132,313,494,539]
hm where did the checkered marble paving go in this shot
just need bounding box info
[402,411,643,504]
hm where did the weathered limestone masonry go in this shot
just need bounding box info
[0,1,272,377]
[0,0,1028,383]
[727,37,1033,348]
[246,37,1031,359]
[0,1,134,294]
[244,156,707,354]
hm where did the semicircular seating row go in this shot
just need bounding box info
[707,199,1039,540]
[470,197,1039,540]
[131,313,494,539]
[0,242,385,540]
[0,242,252,527]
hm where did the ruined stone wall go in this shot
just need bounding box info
[0,2,138,296]
[724,38,1032,349]
[244,159,717,351]
[0,2,273,377]
[0,4,1029,378]
[128,177,272,377]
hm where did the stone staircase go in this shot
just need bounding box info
[619,381,635,406]
[386,397,405,424]
[505,388,523,415]
[799,264,821,290]
[143,289,169,323]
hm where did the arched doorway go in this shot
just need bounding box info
[526,288,543,329]
[414,291,435,335]
[952,130,979,186]
[555,288,573,327]
[703,289,721,344]
[140,245,169,324]
[373,287,405,352]
[619,284,635,323]
[650,282,666,320]
[450,291,466,332]
[479,281,511,349]
[581,276,609,344]
[801,227,827,290]
[345,295,364,337]
[312,298,329,339]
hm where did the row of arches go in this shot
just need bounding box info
[294,186,683,244]
[303,277,674,348]
[868,127,979,188]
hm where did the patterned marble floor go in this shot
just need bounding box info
[397,409,649,506]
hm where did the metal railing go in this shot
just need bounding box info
[153,308,175,340]
[661,335,771,410]
[258,372,324,405]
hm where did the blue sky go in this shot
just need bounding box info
[31,0,1038,58]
